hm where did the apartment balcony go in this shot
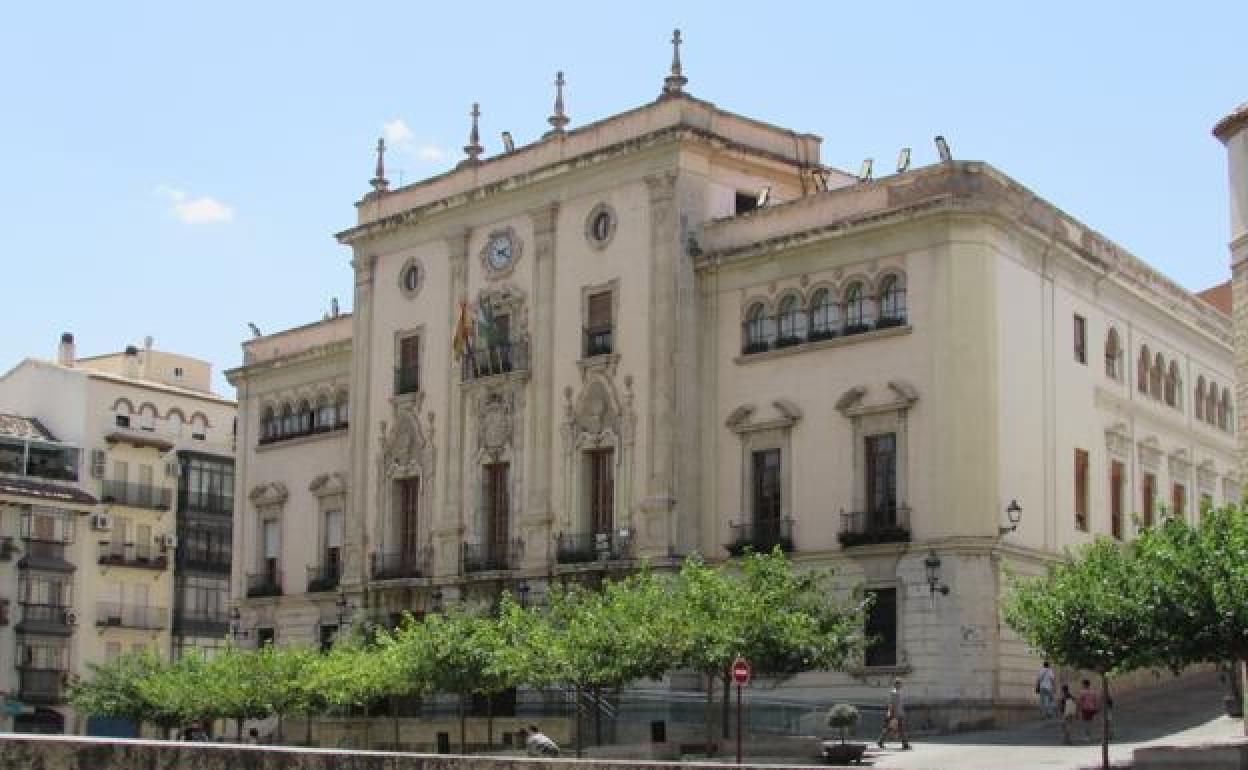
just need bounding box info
[741,313,909,355]
[95,602,167,631]
[246,571,282,598]
[0,536,16,561]
[173,608,229,636]
[394,367,420,396]
[100,480,172,511]
[18,668,67,704]
[18,539,73,573]
[371,547,431,581]
[462,539,523,574]
[555,532,633,564]
[16,603,74,635]
[179,491,233,516]
[838,506,912,548]
[583,327,614,358]
[306,562,341,593]
[725,517,795,557]
[176,547,231,574]
[97,541,169,570]
[461,341,529,383]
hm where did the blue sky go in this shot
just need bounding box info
[1,2,1244,396]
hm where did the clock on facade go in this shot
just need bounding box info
[487,234,513,271]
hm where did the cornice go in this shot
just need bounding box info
[226,339,353,385]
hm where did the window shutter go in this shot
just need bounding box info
[325,510,345,548]
[264,520,280,559]
[588,292,612,329]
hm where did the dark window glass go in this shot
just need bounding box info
[865,434,897,525]
[484,463,510,560]
[588,449,615,534]
[1110,460,1124,540]
[399,478,420,560]
[1073,315,1087,364]
[864,587,897,666]
[751,449,782,540]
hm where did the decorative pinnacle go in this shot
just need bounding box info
[660,28,688,99]
[548,71,569,134]
[463,103,483,165]
[370,137,389,193]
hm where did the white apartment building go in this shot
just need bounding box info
[230,38,1239,732]
[0,334,236,734]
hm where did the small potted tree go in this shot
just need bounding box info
[822,703,867,765]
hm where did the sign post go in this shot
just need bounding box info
[732,657,751,764]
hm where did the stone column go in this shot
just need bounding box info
[522,203,559,566]
[1214,106,1248,477]
[434,228,471,576]
[343,252,376,591]
[639,171,679,557]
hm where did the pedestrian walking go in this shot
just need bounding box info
[1035,661,1056,718]
[1078,679,1100,742]
[523,724,560,757]
[1058,684,1076,744]
[877,677,912,751]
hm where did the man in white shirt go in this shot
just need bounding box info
[1036,661,1056,719]
[524,724,560,757]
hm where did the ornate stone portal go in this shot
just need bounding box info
[559,372,637,546]
[375,405,436,569]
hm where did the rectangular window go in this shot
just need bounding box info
[865,434,898,526]
[735,191,760,215]
[751,449,782,541]
[484,462,510,559]
[1074,449,1089,531]
[115,414,130,428]
[587,448,615,534]
[263,519,280,582]
[1073,315,1087,364]
[256,627,275,648]
[585,291,614,357]
[1110,460,1125,539]
[398,478,421,560]
[324,510,344,576]
[1172,483,1186,520]
[397,335,420,395]
[864,587,898,667]
[1142,472,1156,528]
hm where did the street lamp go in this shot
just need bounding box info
[228,607,248,641]
[999,499,1023,535]
[924,551,949,597]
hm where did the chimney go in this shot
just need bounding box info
[57,333,75,367]
[124,345,140,378]
[142,336,154,378]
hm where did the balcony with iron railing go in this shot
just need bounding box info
[257,417,348,446]
[306,561,341,593]
[741,309,909,356]
[371,547,432,581]
[178,491,233,516]
[555,532,633,564]
[462,539,523,573]
[176,545,231,573]
[95,602,167,631]
[16,603,74,634]
[97,541,168,570]
[725,517,795,556]
[18,668,67,704]
[100,480,172,511]
[838,506,912,548]
[462,340,529,382]
[583,327,614,358]
[246,571,282,598]
[173,608,229,636]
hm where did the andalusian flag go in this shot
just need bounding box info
[452,297,474,360]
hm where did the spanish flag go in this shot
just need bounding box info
[452,297,474,360]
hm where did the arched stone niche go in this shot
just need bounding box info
[375,406,436,556]
[559,372,637,540]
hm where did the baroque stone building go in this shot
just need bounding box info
[230,35,1239,729]
[1215,103,1248,472]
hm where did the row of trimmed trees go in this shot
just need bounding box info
[70,551,867,755]
[1004,503,1248,770]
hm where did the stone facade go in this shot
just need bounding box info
[1214,103,1248,476]
[229,57,1238,730]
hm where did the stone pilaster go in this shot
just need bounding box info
[434,228,471,576]
[522,203,558,566]
[1215,105,1248,477]
[343,252,376,592]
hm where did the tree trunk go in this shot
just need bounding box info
[459,694,467,754]
[1239,660,1247,735]
[722,674,731,739]
[306,714,313,746]
[277,714,284,743]
[704,673,715,758]
[1100,673,1111,770]
[593,686,603,746]
[393,708,400,751]
[486,693,494,751]
[236,717,244,741]
[574,685,584,758]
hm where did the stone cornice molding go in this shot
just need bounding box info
[309,472,349,499]
[1105,422,1132,459]
[835,381,919,418]
[725,400,801,434]
[249,481,289,508]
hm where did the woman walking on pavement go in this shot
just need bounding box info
[878,677,912,751]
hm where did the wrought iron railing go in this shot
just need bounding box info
[462,539,523,573]
[371,547,432,581]
[395,367,421,396]
[555,532,633,564]
[584,327,614,358]
[246,571,282,598]
[95,602,167,630]
[838,506,912,547]
[741,313,908,355]
[101,480,172,510]
[18,603,73,628]
[173,609,229,635]
[725,517,795,556]
[462,341,529,382]
[18,668,66,703]
[97,541,168,570]
[306,561,341,593]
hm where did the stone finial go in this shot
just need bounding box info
[370,137,389,193]
[660,28,688,99]
[547,71,569,134]
[462,103,484,166]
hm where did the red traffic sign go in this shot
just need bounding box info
[732,657,751,685]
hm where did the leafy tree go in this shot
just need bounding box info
[1004,538,1161,769]
[68,650,179,733]
[137,651,223,734]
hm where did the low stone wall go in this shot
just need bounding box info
[1132,739,1248,769]
[0,734,828,770]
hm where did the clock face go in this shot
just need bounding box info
[487,235,513,270]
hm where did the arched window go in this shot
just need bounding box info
[316,395,334,429]
[280,403,295,436]
[167,412,183,438]
[139,404,157,432]
[809,288,839,340]
[844,282,872,333]
[878,274,907,327]
[335,390,350,427]
[1104,328,1122,380]
[261,406,276,440]
[743,303,770,354]
[1195,377,1206,421]
[775,295,805,346]
[1207,382,1219,426]
[1164,361,1180,408]
[298,400,313,433]
[1137,347,1150,393]
[1149,354,1164,401]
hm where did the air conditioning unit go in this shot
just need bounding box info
[90,513,113,531]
